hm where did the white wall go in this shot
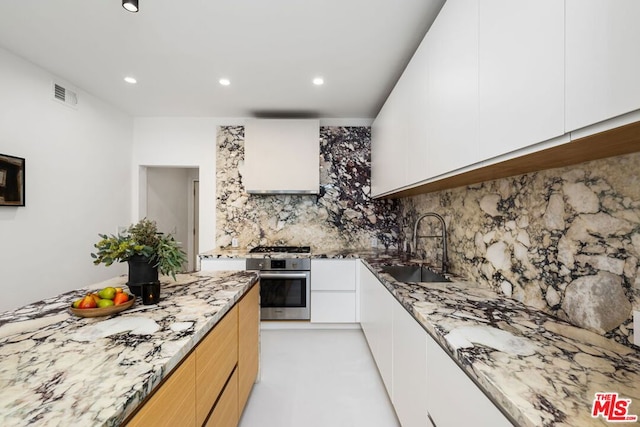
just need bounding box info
[0,47,132,312]
[132,118,242,257]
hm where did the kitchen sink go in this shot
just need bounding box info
[381,265,450,283]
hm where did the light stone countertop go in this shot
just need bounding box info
[0,270,259,427]
[361,259,640,427]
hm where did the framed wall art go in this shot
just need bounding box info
[0,154,25,206]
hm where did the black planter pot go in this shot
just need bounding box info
[127,255,159,296]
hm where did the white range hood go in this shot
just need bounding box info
[243,119,320,195]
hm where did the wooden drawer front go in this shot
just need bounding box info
[195,306,239,425]
[205,369,239,427]
[238,284,260,412]
[126,354,196,427]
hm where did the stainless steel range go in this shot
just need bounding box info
[246,246,311,320]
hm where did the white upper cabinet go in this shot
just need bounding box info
[566,0,640,132]
[405,37,430,187]
[478,0,565,160]
[243,119,319,194]
[425,0,480,178]
[371,78,409,197]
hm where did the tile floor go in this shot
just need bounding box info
[238,328,400,427]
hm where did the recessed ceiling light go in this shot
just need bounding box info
[219,78,231,86]
[313,77,324,86]
[122,0,139,13]
[124,76,137,84]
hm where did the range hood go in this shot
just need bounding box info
[243,119,320,195]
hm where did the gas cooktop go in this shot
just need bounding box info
[248,245,311,254]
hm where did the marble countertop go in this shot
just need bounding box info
[361,259,640,427]
[0,270,259,427]
[199,247,405,260]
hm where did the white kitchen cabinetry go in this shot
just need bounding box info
[404,37,430,187]
[371,73,409,197]
[200,258,246,271]
[478,0,565,160]
[425,0,480,178]
[360,262,511,427]
[426,335,511,427]
[359,262,394,397]
[566,0,640,133]
[392,302,428,427]
[310,259,357,323]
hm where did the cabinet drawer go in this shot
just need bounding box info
[205,369,239,427]
[126,354,196,427]
[310,259,357,291]
[311,291,356,323]
[195,306,239,425]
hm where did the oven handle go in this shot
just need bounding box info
[258,272,309,280]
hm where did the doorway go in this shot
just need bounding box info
[144,166,200,271]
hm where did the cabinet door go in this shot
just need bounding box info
[126,354,196,427]
[405,36,430,186]
[371,78,409,196]
[425,0,479,178]
[479,0,564,159]
[392,302,428,427]
[426,335,512,427]
[200,258,246,271]
[359,263,394,397]
[238,284,260,413]
[566,0,640,132]
[195,306,238,425]
[310,259,357,291]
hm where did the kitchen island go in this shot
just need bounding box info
[0,270,259,427]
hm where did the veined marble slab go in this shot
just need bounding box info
[0,270,259,427]
[364,259,640,427]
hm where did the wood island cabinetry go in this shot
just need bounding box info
[125,283,260,427]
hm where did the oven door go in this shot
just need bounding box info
[259,271,310,320]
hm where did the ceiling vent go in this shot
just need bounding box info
[52,82,78,108]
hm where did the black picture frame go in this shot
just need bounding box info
[0,154,25,206]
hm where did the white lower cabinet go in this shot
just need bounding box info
[392,302,428,427]
[359,262,394,397]
[359,262,511,427]
[200,258,246,271]
[426,335,512,427]
[310,259,358,323]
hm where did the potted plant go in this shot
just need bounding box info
[91,218,187,295]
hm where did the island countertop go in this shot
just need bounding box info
[0,270,259,427]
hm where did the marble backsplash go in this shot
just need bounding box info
[216,126,399,252]
[399,152,640,347]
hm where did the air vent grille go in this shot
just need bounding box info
[54,83,66,102]
[52,82,78,108]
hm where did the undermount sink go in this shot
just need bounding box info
[381,265,450,283]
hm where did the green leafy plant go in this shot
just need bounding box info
[91,218,187,279]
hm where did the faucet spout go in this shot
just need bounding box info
[412,212,449,274]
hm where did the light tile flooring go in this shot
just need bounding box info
[239,328,400,427]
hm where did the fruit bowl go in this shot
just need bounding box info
[69,294,135,318]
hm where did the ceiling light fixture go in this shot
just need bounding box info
[124,76,137,84]
[313,77,324,86]
[122,0,139,13]
[219,78,231,86]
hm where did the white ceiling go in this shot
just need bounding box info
[0,0,444,119]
